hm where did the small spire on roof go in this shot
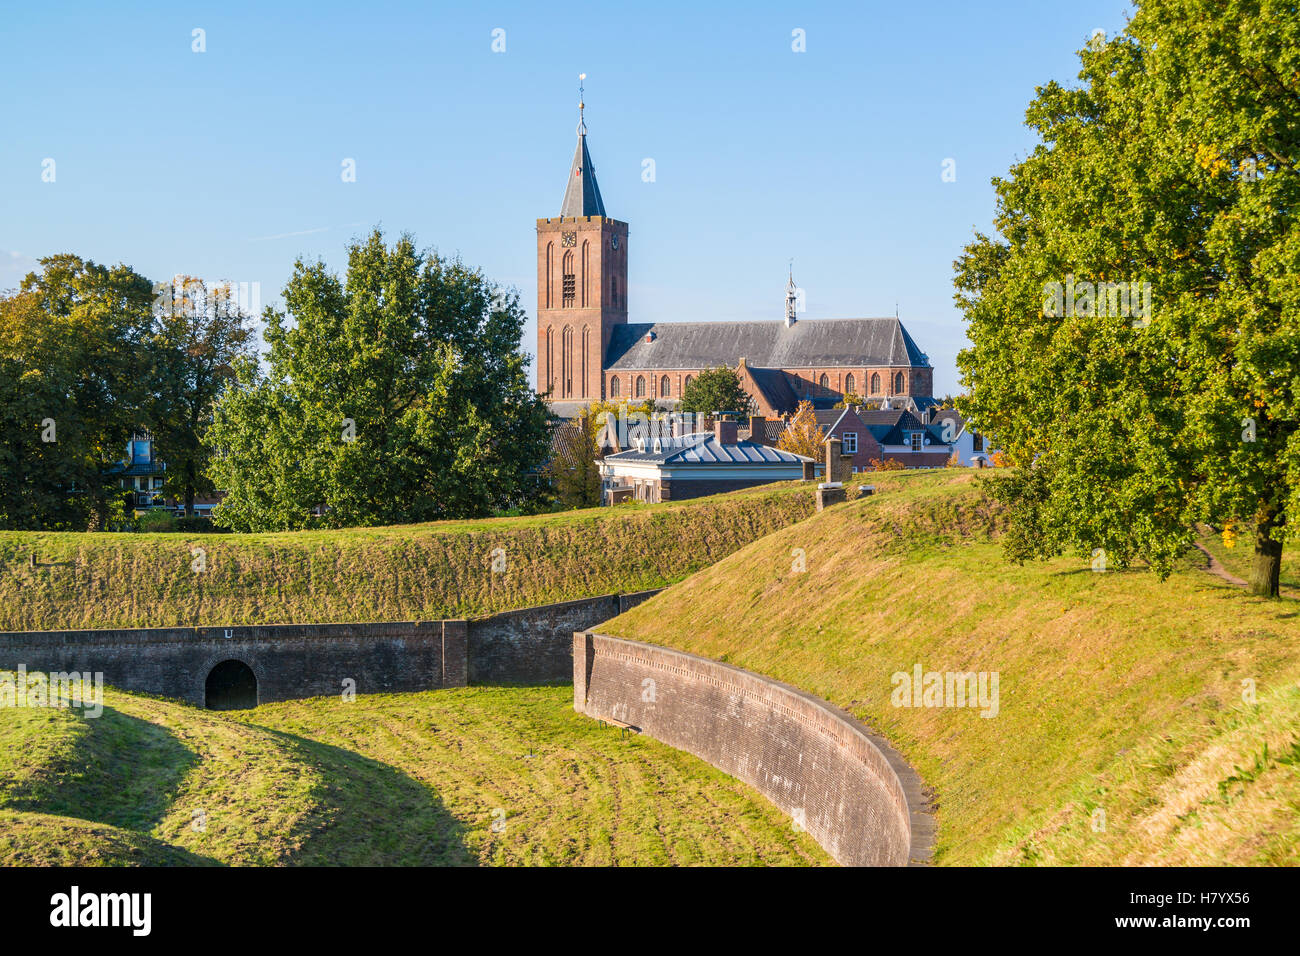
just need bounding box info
[785,261,798,328]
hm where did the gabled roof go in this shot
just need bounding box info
[742,364,799,413]
[560,132,606,218]
[930,408,967,438]
[605,433,812,466]
[814,408,848,430]
[605,317,931,371]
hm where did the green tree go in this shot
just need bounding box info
[954,0,1300,597]
[0,255,153,530]
[206,229,551,530]
[149,276,256,517]
[548,414,602,509]
[677,366,755,418]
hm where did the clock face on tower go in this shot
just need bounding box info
[561,231,576,247]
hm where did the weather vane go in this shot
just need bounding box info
[578,73,587,134]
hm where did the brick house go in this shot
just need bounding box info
[814,407,884,471]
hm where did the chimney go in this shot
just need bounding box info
[748,415,765,445]
[714,414,738,445]
[824,435,843,484]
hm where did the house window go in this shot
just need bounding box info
[870,372,881,395]
[894,371,905,394]
[635,375,646,398]
[843,432,857,454]
[845,373,855,395]
[610,376,620,398]
[973,432,984,452]
[660,375,670,398]
[910,432,922,452]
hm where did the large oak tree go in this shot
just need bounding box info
[955,0,1300,597]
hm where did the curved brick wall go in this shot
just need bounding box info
[573,632,922,866]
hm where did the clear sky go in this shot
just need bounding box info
[1,0,1137,396]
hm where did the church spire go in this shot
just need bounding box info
[560,73,607,218]
[785,262,798,327]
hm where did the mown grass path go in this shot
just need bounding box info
[0,682,829,866]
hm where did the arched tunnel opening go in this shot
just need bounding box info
[205,659,258,710]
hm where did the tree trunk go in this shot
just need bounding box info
[1248,505,1284,599]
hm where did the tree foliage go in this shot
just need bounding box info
[206,230,551,530]
[677,366,755,418]
[0,255,153,529]
[777,400,824,461]
[955,0,1300,597]
[149,276,256,516]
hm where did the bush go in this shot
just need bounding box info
[868,458,906,472]
[136,510,177,533]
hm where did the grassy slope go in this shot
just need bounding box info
[0,483,813,631]
[0,681,829,866]
[601,470,1300,866]
[1198,531,1300,598]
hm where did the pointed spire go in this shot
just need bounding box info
[560,73,607,218]
[785,262,798,327]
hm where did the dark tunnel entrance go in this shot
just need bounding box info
[205,660,258,710]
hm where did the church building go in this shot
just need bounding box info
[536,90,936,419]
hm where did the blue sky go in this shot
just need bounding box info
[1,0,1136,396]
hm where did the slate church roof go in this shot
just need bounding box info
[605,317,930,370]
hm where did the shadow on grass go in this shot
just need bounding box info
[248,725,476,866]
[6,704,199,835]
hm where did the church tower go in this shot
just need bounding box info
[536,77,628,405]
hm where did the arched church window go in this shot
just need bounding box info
[894,372,905,394]
[819,374,829,389]
[870,372,881,395]
[610,376,620,398]
[581,327,589,398]
[635,375,646,398]
[562,326,573,397]
[545,326,554,394]
[545,243,554,309]
[684,374,694,392]
[845,373,856,395]
[660,375,670,398]
[562,250,575,307]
